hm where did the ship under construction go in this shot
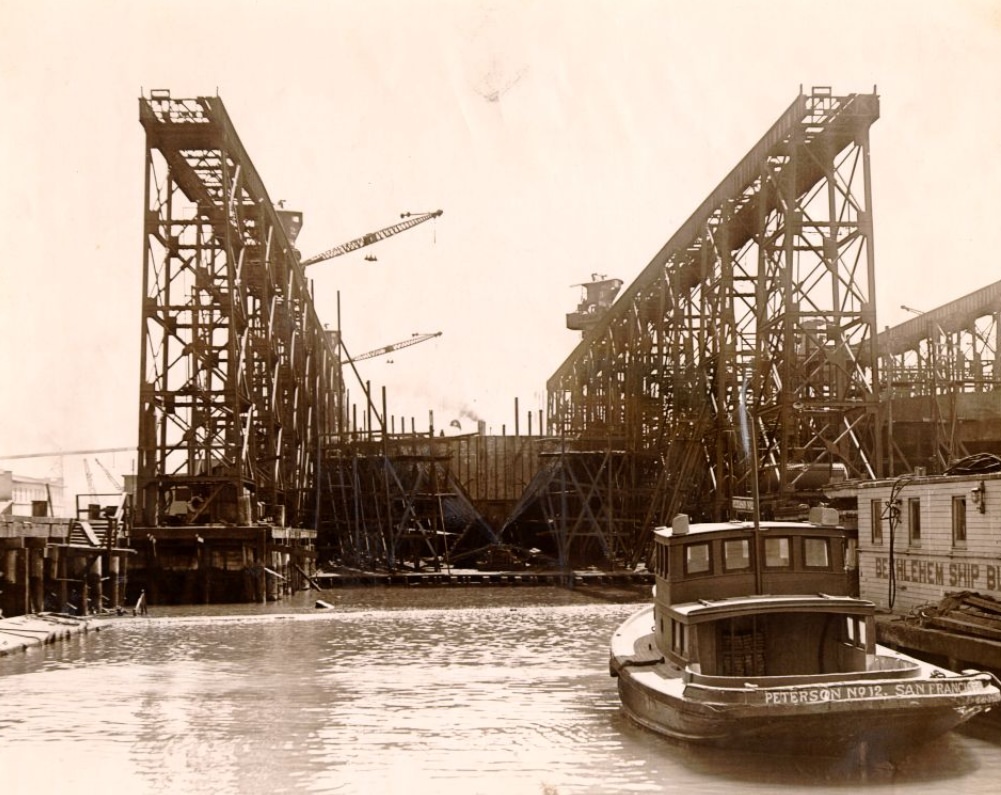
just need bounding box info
[4,86,999,613]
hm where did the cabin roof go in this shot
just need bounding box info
[827,469,1001,495]
[653,520,841,541]
[666,593,875,622]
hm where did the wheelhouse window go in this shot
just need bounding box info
[952,497,967,547]
[723,539,751,571]
[670,619,686,656]
[870,499,883,545]
[844,616,867,649]
[764,537,790,568]
[653,543,669,577]
[803,537,830,569]
[684,542,712,575]
[908,498,921,546]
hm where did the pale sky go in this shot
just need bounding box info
[2,0,1000,497]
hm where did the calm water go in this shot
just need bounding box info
[0,587,998,795]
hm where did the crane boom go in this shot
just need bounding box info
[83,459,96,494]
[301,210,443,267]
[350,332,442,362]
[94,457,124,491]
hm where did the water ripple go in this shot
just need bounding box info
[1,590,997,795]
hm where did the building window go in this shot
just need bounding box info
[764,537,790,568]
[870,499,883,545]
[803,538,830,569]
[952,496,967,547]
[908,498,921,545]
[723,539,751,571]
[684,542,712,575]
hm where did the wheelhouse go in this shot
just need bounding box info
[661,594,879,679]
[650,510,870,677]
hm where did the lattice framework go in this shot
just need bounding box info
[136,93,341,529]
[877,281,1001,471]
[546,89,882,552]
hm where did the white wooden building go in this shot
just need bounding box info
[827,470,1001,614]
[0,469,65,517]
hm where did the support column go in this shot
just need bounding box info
[58,548,69,613]
[80,555,89,616]
[28,542,46,613]
[109,554,121,611]
[258,530,267,604]
[2,545,21,616]
[92,555,103,613]
[47,545,61,608]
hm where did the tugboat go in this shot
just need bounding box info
[609,508,1000,764]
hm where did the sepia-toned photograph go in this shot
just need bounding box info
[1,1,999,793]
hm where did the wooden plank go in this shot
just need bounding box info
[878,618,1001,670]
[293,563,323,591]
[927,615,1001,642]
[963,594,1001,616]
[76,521,100,546]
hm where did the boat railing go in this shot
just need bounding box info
[684,656,922,689]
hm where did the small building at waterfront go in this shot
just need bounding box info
[0,469,65,518]
[827,466,1001,614]
[1,469,134,618]
[825,461,1001,673]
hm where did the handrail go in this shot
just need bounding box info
[684,655,921,688]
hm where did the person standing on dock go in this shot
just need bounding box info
[134,589,148,616]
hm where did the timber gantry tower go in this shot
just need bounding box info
[877,280,1001,474]
[542,88,883,564]
[135,91,341,595]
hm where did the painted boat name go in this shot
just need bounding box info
[762,680,973,704]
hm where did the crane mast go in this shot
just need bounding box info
[301,210,443,267]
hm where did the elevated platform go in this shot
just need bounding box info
[875,280,1001,357]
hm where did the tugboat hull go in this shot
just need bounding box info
[611,605,999,763]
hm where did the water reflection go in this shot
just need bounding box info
[0,588,997,794]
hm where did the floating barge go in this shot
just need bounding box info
[878,591,1001,676]
[0,613,98,658]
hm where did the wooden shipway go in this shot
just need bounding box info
[0,613,99,658]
